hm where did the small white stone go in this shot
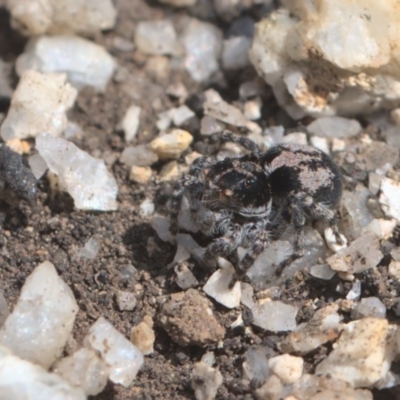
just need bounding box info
[191,361,223,400]
[331,138,346,152]
[139,199,155,216]
[16,35,116,91]
[118,105,141,142]
[326,232,383,274]
[221,36,252,70]
[181,19,223,82]
[243,97,262,120]
[0,70,77,141]
[380,177,400,221]
[120,145,158,167]
[135,20,178,56]
[28,153,48,180]
[149,129,193,160]
[310,136,330,154]
[362,218,397,240]
[7,0,116,36]
[324,228,347,252]
[159,160,179,181]
[53,348,109,396]
[310,264,336,280]
[36,133,118,211]
[129,165,152,184]
[346,280,362,301]
[252,300,298,332]
[0,261,78,368]
[84,317,144,388]
[171,105,195,126]
[307,117,361,138]
[203,266,241,309]
[77,236,100,259]
[282,304,342,355]
[368,172,384,196]
[174,263,199,290]
[116,291,137,312]
[269,354,303,385]
[356,297,386,319]
[389,260,400,280]
[280,132,308,145]
[200,116,224,136]
[391,108,400,125]
[0,347,86,400]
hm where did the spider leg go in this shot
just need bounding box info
[170,175,204,235]
[203,223,243,268]
[215,130,263,157]
[229,227,270,288]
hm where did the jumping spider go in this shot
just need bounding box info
[170,131,343,286]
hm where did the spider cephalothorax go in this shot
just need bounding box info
[170,131,343,286]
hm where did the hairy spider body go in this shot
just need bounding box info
[170,131,342,285]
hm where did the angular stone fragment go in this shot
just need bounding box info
[268,354,303,385]
[203,89,260,134]
[203,266,241,309]
[120,145,158,167]
[130,319,155,356]
[316,318,397,388]
[307,117,361,138]
[84,317,144,387]
[174,263,198,290]
[149,129,193,160]
[0,346,86,400]
[0,70,77,141]
[191,361,223,400]
[53,348,109,396]
[7,0,117,36]
[116,291,137,312]
[379,177,400,221]
[181,19,223,82]
[0,261,78,369]
[129,165,152,184]
[118,105,141,142]
[16,35,116,91]
[158,289,225,346]
[326,232,383,274]
[255,374,283,400]
[281,304,342,355]
[355,297,386,319]
[135,20,178,56]
[252,300,298,332]
[36,133,118,211]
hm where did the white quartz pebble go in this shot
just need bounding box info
[36,133,118,211]
[84,317,144,387]
[0,70,77,141]
[16,35,116,91]
[0,261,78,369]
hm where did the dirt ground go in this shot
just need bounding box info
[0,0,400,399]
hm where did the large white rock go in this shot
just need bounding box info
[0,261,78,369]
[36,133,118,211]
[84,317,144,388]
[16,35,116,90]
[6,0,116,36]
[0,70,77,141]
[316,318,397,388]
[379,177,400,221]
[0,346,86,400]
[250,2,400,118]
